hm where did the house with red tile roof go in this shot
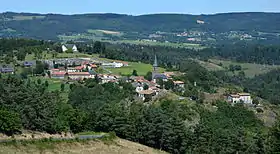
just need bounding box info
[51,71,66,79]
[68,72,92,80]
[173,81,185,88]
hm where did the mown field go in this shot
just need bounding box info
[106,40,204,49]
[58,29,123,42]
[107,62,165,76]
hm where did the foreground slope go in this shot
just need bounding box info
[0,138,167,154]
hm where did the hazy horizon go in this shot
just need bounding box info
[1,0,280,15]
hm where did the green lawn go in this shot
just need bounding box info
[108,62,165,76]
[210,59,280,78]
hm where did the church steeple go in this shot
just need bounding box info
[153,55,158,73]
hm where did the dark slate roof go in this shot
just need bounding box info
[153,73,168,79]
[23,61,36,66]
[64,44,76,49]
[0,67,14,73]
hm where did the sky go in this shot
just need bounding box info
[1,0,280,15]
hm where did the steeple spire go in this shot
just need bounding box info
[153,55,158,73]
[153,55,158,67]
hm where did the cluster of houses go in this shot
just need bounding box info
[0,49,255,104]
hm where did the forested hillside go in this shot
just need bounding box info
[1,12,280,43]
[1,38,280,153]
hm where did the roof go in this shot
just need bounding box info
[229,94,240,98]
[114,60,129,65]
[51,69,60,71]
[63,44,76,49]
[23,61,35,66]
[153,73,168,79]
[174,81,185,84]
[52,72,66,76]
[164,72,175,77]
[238,93,251,96]
[90,64,98,68]
[75,66,84,70]
[138,90,155,95]
[68,72,90,75]
[0,67,14,72]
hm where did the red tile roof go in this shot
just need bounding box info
[52,72,66,75]
[115,60,129,65]
[90,64,98,68]
[75,66,84,70]
[68,72,90,75]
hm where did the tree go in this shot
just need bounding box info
[47,71,51,78]
[132,70,138,76]
[61,83,65,92]
[0,109,22,136]
[145,71,153,81]
[44,81,49,87]
[16,49,26,61]
[267,119,280,153]
[37,79,42,85]
[157,79,164,89]
[164,79,174,90]
[144,84,149,90]
[93,41,102,54]
[34,61,45,74]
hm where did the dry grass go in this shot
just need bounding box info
[0,138,167,154]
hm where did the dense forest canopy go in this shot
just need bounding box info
[1,12,280,42]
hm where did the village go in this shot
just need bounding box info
[0,43,254,104]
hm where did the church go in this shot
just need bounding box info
[152,55,168,82]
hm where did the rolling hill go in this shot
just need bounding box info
[1,12,280,43]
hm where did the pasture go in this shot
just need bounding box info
[108,62,165,76]
[106,40,204,49]
[209,59,280,78]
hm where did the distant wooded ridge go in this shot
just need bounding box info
[1,12,280,42]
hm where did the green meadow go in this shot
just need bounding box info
[108,62,165,76]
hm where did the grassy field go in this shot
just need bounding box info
[58,29,122,41]
[107,62,165,76]
[210,59,280,78]
[194,59,224,71]
[106,40,204,49]
[0,138,166,154]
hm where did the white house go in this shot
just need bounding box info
[228,93,253,104]
[137,90,155,101]
[136,86,144,93]
[102,62,123,68]
[67,72,92,80]
[173,81,185,88]
[62,44,78,52]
